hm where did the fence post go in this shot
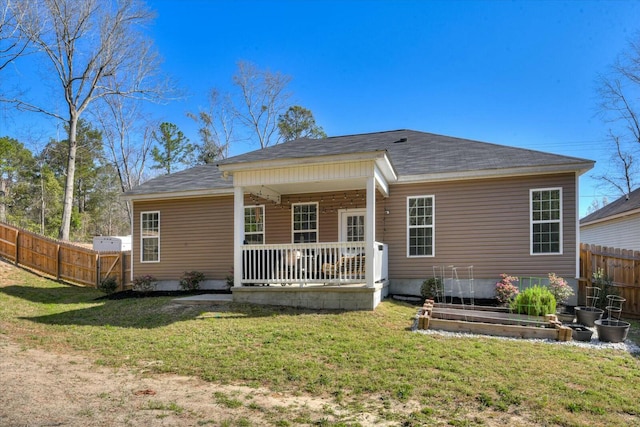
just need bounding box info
[120,252,126,292]
[96,253,100,288]
[14,229,19,266]
[56,244,61,280]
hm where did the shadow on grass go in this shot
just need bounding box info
[0,284,100,304]
[3,284,355,329]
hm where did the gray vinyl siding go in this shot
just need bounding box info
[581,215,640,251]
[381,173,578,281]
[133,196,234,280]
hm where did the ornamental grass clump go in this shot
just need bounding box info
[510,285,556,316]
[495,274,519,305]
[547,273,573,305]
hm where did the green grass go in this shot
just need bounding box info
[1,267,640,426]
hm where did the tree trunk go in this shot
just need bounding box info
[59,115,78,241]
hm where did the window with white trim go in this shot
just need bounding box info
[407,196,434,257]
[530,188,562,254]
[292,202,318,243]
[244,205,265,244]
[141,211,160,262]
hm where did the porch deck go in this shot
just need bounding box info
[232,280,389,310]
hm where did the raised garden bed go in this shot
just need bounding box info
[417,300,572,341]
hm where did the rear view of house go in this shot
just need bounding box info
[123,129,594,310]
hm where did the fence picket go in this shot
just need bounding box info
[0,222,130,289]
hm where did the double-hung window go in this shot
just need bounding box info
[292,202,318,243]
[244,205,265,244]
[530,188,562,254]
[141,211,160,262]
[407,196,434,257]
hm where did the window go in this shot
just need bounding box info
[244,205,264,244]
[407,196,434,257]
[141,211,160,262]
[530,188,562,254]
[292,202,318,243]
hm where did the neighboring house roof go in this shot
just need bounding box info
[580,187,640,225]
[125,129,594,200]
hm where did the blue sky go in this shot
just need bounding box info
[2,0,640,217]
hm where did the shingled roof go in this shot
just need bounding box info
[125,129,594,199]
[580,187,640,224]
[217,129,593,176]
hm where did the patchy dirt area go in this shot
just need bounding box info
[0,335,359,426]
[0,260,380,426]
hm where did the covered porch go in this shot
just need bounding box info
[218,150,396,309]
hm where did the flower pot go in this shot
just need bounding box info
[557,312,575,323]
[568,325,593,342]
[574,307,604,327]
[594,319,630,343]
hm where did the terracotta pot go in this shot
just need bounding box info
[574,307,604,327]
[594,319,630,343]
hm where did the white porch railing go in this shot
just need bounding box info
[241,242,387,286]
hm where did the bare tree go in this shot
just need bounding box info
[0,0,29,72]
[6,0,171,240]
[232,60,292,149]
[187,88,235,163]
[92,94,153,224]
[595,35,640,197]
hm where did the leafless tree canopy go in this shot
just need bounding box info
[232,60,292,149]
[0,0,29,72]
[187,89,235,162]
[595,35,640,197]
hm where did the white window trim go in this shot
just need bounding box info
[140,210,160,263]
[244,205,265,244]
[530,187,563,255]
[291,202,319,243]
[406,195,435,258]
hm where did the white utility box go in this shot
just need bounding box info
[92,235,132,252]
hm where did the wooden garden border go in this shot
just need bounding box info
[417,301,572,341]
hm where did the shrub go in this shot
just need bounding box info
[510,285,556,316]
[132,274,156,292]
[179,271,205,291]
[547,272,573,305]
[226,268,234,288]
[495,274,519,305]
[591,268,618,310]
[420,277,441,300]
[98,276,118,294]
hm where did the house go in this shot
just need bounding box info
[580,187,640,251]
[123,129,594,310]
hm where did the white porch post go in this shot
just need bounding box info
[365,176,376,288]
[234,186,244,288]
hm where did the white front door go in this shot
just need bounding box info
[339,209,366,245]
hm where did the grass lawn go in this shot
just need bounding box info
[1,265,639,426]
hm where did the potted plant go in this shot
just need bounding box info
[575,270,605,327]
[594,295,630,343]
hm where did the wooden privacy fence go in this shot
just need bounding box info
[0,222,131,290]
[579,243,640,318]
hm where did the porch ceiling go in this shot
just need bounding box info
[246,177,369,198]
